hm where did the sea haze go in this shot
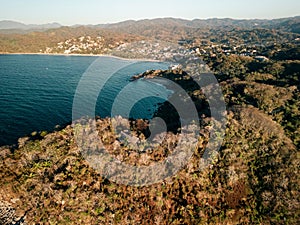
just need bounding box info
[0,54,170,146]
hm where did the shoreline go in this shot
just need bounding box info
[0,52,162,62]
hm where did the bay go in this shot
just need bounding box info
[0,54,170,146]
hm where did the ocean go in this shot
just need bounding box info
[0,54,170,146]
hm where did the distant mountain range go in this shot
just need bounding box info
[0,20,62,30]
[95,16,300,29]
[1,16,299,33]
[94,16,300,34]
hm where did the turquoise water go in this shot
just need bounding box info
[0,54,169,146]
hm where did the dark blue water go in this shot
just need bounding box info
[0,54,170,146]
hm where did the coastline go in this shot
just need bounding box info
[0,52,162,62]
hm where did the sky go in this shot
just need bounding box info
[0,0,299,25]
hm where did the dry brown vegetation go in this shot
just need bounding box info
[0,64,299,224]
[0,106,298,224]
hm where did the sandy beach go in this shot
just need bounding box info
[0,52,162,62]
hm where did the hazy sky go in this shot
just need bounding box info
[0,0,299,25]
